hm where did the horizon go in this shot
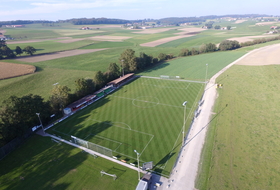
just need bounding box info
[0,0,279,22]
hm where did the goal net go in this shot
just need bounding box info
[71,135,113,157]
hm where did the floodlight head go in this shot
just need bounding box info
[134,150,139,155]
[182,101,187,106]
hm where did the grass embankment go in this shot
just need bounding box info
[196,65,280,189]
[0,135,138,190]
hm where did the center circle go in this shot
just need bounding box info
[132,96,159,108]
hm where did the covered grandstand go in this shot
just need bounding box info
[107,73,135,87]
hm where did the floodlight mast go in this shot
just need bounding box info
[36,113,45,134]
[121,60,124,77]
[134,149,140,181]
[182,101,187,147]
[205,63,208,89]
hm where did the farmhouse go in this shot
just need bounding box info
[5,25,25,28]
[0,35,7,40]
[80,26,92,30]
[270,26,278,29]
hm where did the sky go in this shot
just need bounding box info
[0,0,279,21]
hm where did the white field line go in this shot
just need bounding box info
[139,135,154,156]
[185,83,191,90]
[110,95,188,109]
[86,133,123,146]
[141,82,190,90]
[161,84,203,169]
[140,75,206,84]
[114,143,123,151]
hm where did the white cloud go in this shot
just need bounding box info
[0,0,166,17]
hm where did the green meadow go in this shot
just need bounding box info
[196,65,280,189]
[0,135,138,190]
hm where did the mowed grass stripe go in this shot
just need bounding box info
[48,78,203,175]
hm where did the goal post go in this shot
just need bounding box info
[71,135,113,157]
[100,170,117,180]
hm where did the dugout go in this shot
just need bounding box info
[107,73,135,88]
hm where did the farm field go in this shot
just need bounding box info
[196,64,280,189]
[48,77,204,175]
[1,19,280,189]
[0,135,138,190]
[0,62,35,79]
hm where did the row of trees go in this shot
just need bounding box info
[0,48,174,144]
[69,18,129,25]
[178,35,280,58]
[240,35,280,47]
[179,43,217,57]
[0,40,36,59]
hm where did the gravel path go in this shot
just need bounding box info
[155,49,264,190]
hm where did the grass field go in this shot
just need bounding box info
[0,135,138,190]
[1,21,280,189]
[141,51,246,80]
[196,65,280,189]
[48,77,204,175]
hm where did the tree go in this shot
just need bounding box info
[191,48,199,55]
[227,26,231,30]
[1,46,16,58]
[0,94,50,143]
[75,78,95,99]
[49,85,71,113]
[15,46,23,55]
[214,25,221,30]
[158,53,167,61]
[107,62,120,80]
[0,39,6,47]
[199,44,207,54]
[205,23,213,29]
[94,71,106,89]
[23,46,36,55]
[179,48,190,57]
[205,43,217,52]
[219,40,240,51]
[119,49,137,73]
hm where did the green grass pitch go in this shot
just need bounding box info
[0,135,138,190]
[48,77,204,175]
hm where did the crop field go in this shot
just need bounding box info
[1,20,280,189]
[0,135,138,190]
[48,77,204,175]
[0,62,35,79]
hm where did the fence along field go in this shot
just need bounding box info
[48,77,204,175]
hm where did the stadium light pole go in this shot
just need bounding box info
[182,101,187,147]
[121,60,124,77]
[134,149,140,181]
[36,113,45,134]
[205,63,208,89]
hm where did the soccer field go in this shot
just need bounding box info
[48,77,204,175]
